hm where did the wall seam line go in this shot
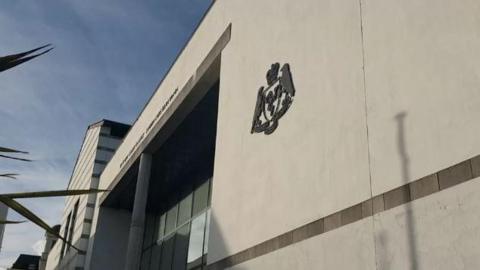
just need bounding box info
[357,0,380,269]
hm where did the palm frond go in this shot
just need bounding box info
[0,173,18,179]
[0,195,80,251]
[1,189,108,199]
[0,44,53,72]
[0,147,28,154]
[0,219,25,224]
[0,154,32,162]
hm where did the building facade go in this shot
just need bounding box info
[47,0,480,269]
[39,225,60,270]
[8,254,40,270]
[0,202,7,252]
[45,120,130,270]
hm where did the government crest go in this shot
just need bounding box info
[251,63,296,135]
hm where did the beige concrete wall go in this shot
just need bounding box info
[374,177,480,270]
[209,0,371,263]
[362,0,480,195]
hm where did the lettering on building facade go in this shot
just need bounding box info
[120,88,179,168]
[251,63,296,135]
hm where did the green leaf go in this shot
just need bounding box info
[0,147,28,154]
[0,44,53,72]
[0,44,51,64]
[1,189,109,199]
[0,173,18,179]
[0,195,81,251]
[0,220,26,224]
[0,154,32,162]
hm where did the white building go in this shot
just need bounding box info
[50,0,480,269]
[39,225,60,270]
[45,120,129,270]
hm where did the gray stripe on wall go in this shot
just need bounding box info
[207,155,480,270]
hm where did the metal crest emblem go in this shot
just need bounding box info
[251,63,296,135]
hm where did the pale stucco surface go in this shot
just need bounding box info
[210,0,371,263]
[374,177,480,270]
[363,0,480,195]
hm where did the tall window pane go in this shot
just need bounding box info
[67,201,79,252]
[203,209,211,255]
[187,212,206,269]
[149,243,162,270]
[140,247,152,270]
[60,213,71,258]
[143,214,155,249]
[177,194,192,225]
[159,234,175,270]
[157,214,166,241]
[172,223,190,270]
[165,205,178,235]
[192,181,210,216]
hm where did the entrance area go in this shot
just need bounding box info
[140,80,219,270]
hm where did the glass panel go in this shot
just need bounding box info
[172,223,190,270]
[203,210,211,255]
[177,194,193,225]
[165,205,178,235]
[143,214,155,249]
[187,212,206,269]
[149,243,162,270]
[67,201,79,252]
[192,181,210,216]
[159,234,175,270]
[157,214,166,241]
[208,178,212,205]
[140,247,152,270]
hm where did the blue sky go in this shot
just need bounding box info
[0,0,211,267]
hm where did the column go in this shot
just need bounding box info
[124,153,152,270]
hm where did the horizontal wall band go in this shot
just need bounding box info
[207,154,480,270]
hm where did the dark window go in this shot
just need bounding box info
[159,234,175,270]
[177,194,193,225]
[143,214,156,249]
[157,214,166,241]
[172,223,190,270]
[60,213,71,259]
[187,212,206,269]
[192,181,210,216]
[140,247,152,270]
[149,243,162,270]
[67,201,79,252]
[165,205,178,235]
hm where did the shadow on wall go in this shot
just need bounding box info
[375,112,420,270]
[206,211,248,270]
[395,112,419,270]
